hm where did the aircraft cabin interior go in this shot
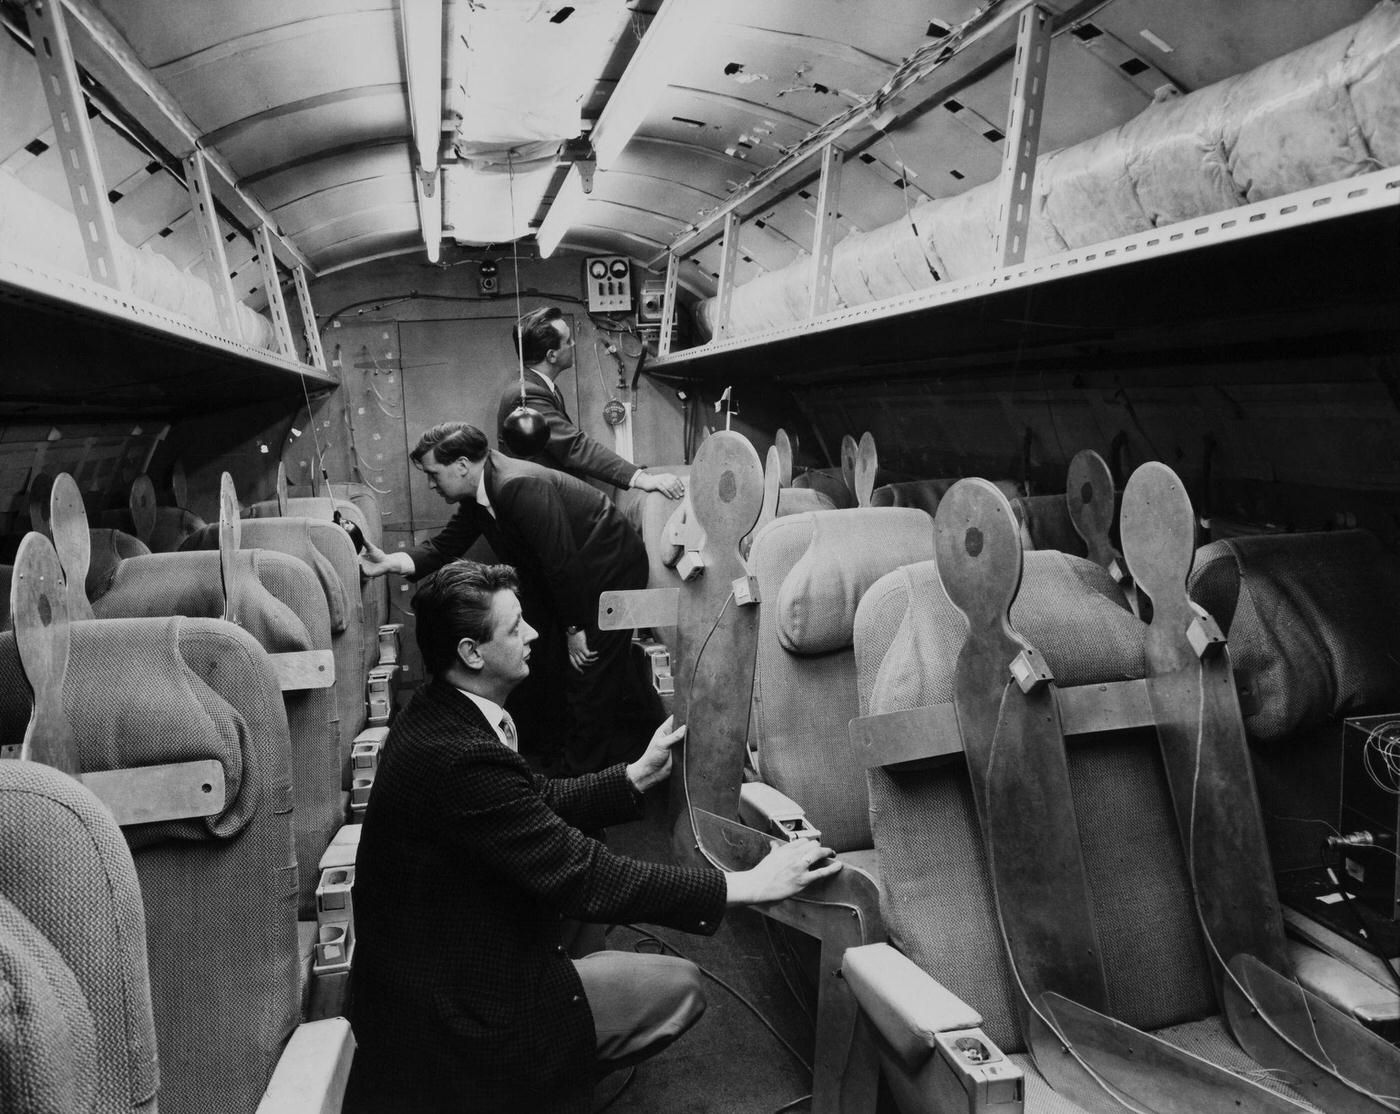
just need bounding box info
[1,0,1398,1111]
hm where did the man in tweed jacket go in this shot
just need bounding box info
[343,561,840,1113]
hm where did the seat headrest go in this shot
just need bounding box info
[85,528,150,602]
[1189,530,1400,741]
[775,488,835,516]
[0,618,260,849]
[1012,493,1088,557]
[791,468,856,509]
[871,478,1022,518]
[0,895,97,1114]
[776,508,933,655]
[871,551,1141,714]
[0,760,158,1109]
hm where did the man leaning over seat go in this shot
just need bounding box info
[343,559,840,1114]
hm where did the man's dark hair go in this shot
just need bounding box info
[410,422,490,467]
[512,306,566,365]
[412,560,521,676]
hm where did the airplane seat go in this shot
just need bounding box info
[89,548,343,921]
[1188,529,1400,887]
[747,507,935,855]
[86,529,151,597]
[1010,492,1088,556]
[791,466,857,508]
[848,552,1302,1112]
[0,615,307,1114]
[871,478,1021,518]
[774,487,835,515]
[251,492,394,643]
[182,516,373,766]
[0,759,158,1114]
[98,507,207,553]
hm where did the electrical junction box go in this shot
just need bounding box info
[586,256,632,312]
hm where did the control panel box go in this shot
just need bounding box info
[586,255,632,312]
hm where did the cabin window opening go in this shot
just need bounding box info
[24,138,49,157]
[550,6,574,23]
[949,169,965,180]
[797,189,813,200]
[724,62,743,75]
[107,189,123,203]
[1119,57,1150,76]
[158,227,173,237]
[859,153,877,164]
[983,127,1005,142]
[671,116,706,128]
[146,160,161,174]
[1072,23,1103,42]
[945,99,964,114]
[224,231,237,242]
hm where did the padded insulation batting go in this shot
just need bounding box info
[696,1,1400,340]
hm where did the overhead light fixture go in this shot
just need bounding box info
[399,0,445,175]
[590,0,696,169]
[415,167,442,263]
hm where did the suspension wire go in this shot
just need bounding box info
[507,150,528,406]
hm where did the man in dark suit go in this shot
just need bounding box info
[497,306,685,498]
[343,560,840,1113]
[359,421,647,772]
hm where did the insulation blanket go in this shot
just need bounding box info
[696,0,1400,340]
[0,168,276,351]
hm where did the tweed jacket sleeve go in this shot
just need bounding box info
[403,503,485,580]
[499,377,638,489]
[439,715,725,932]
[537,763,646,833]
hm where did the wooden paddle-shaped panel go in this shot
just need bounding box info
[129,474,158,545]
[11,533,79,776]
[48,473,94,621]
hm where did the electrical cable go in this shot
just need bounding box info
[609,923,814,1075]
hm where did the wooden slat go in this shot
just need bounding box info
[269,650,336,691]
[81,759,225,825]
[598,588,679,631]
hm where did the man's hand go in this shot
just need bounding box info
[626,715,685,793]
[359,541,413,579]
[634,472,686,500]
[566,627,598,671]
[725,839,842,906]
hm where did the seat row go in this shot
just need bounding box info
[618,430,1400,1114]
[0,470,405,1113]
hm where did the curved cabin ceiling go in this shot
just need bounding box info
[0,0,1385,307]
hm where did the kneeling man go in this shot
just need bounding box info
[344,560,840,1113]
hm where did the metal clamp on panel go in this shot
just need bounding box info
[929,1028,1025,1114]
[1107,556,1130,588]
[377,623,403,666]
[674,550,705,582]
[1186,601,1226,659]
[312,923,354,977]
[366,664,400,726]
[732,574,760,606]
[738,781,821,843]
[1008,647,1053,695]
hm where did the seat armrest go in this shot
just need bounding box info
[256,1018,355,1114]
[738,781,822,842]
[842,943,982,1072]
[1287,940,1400,1025]
[318,823,361,872]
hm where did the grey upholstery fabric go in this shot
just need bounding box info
[0,618,300,1114]
[791,467,856,509]
[1011,493,1088,557]
[0,760,158,1114]
[871,478,1022,518]
[98,508,206,554]
[775,487,836,515]
[86,530,150,603]
[92,548,342,918]
[183,516,367,767]
[856,553,1217,1054]
[1189,530,1400,742]
[749,508,934,853]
